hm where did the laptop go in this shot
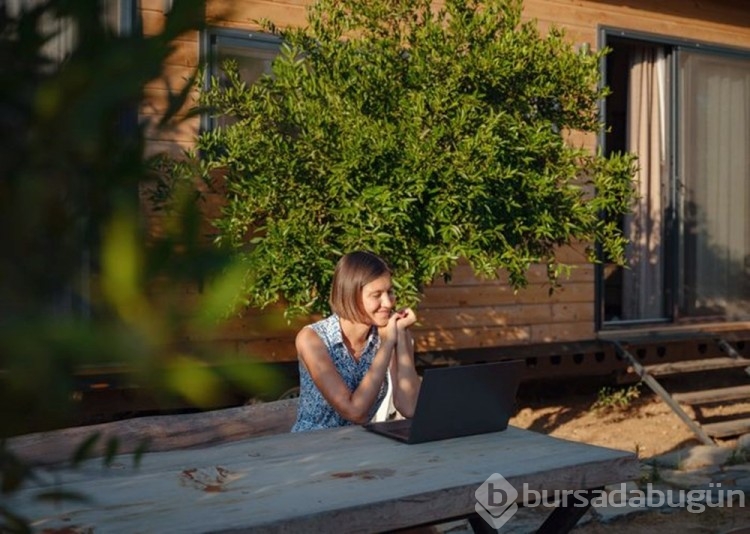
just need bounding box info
[363,359,524,444]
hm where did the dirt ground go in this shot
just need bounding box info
[510,371,750,459]
[507,370,750,533]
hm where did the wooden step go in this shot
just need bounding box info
[642,357,750,376]
[672,384,750,405]
[701,417,750,439]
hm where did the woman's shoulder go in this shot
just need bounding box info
[296,314,338,349]
[308,314,340,337]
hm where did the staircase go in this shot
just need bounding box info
[610,336,750,446]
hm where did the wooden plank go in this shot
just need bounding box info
[207,0,309,29]
[429,263,594,287]
[530,321,596,344]
[143,64,198,92]
[7,426,639,533]
[599,323,750,343]
[672,385,750,406]
[579,0,750,28]
[7,399,298,466]
[525,0,750,48]
[417,302,594,329]
[162,37,200,69]
[599,329,717,345]
[140,0,169,11]
[188,307,595,359]
[421,339,610,361]
[173,326,596,362]
[549,302,595,323]
[414,325,531,352]
[643,357,750,377]
[201,323,594,359]
[140,9,165,35]
[551,243,593,264]
[420,284,530,307]
[702,417,750,439]
[420,282,593,308]
[141,85,199,117]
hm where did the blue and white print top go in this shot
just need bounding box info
[291,314,388,432]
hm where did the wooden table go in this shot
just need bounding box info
[8,426,639,533]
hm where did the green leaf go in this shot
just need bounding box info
[103,437,120,467]
[72,433,101,468]
[133,439,152,468]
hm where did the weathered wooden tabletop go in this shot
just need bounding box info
[8,425,639,533]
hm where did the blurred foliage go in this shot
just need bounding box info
[155,0,637,318]
[0,0,282,528]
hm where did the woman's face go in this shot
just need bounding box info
[360,274,395,327]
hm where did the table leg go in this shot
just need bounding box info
[467,487,601,534]
[467,513,500,534]
[535,487,600,534]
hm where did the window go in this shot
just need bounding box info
[4,0,132,62]
[599,31,750,327]
[202,28,281,130]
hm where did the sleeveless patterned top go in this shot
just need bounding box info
[291,314,388,432]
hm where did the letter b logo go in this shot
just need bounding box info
[475,473,519,529]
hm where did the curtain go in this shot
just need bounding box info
[680,52,750,318]
[622,46,667,320]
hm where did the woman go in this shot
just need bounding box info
[291,251,422,432]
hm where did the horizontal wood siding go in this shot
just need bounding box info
[416,254,595,351]
[139,0,750,362]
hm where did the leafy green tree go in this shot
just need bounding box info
[164,0,637,317]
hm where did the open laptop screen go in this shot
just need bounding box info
[365,360,524,444]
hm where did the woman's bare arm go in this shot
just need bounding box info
[390,310,421,417]
[296,317,397,424]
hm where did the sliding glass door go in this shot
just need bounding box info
[678,50,750,319]
[601,33,750,326]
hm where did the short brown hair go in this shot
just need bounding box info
[329,251,391,322]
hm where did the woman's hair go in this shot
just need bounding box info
[330,251,392,322]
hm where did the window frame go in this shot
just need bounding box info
[596,26,750,331]
[200,26,282,132]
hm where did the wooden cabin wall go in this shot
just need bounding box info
[138,0,750,365]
